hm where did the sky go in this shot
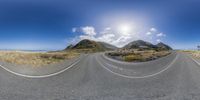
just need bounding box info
[0,0,199,50]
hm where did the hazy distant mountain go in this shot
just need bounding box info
[123,40,157,49]
[97,42,118,50]
[65,44,74,49]
[156,42,172,50]
[65,39,117,52]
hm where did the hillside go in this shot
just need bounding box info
[156,42,172,50]
[123,40,157,49]
[123,40,172,50]
[65,44,74,49]
[97,42,118,50]
[65,39,117,52]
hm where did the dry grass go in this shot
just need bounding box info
[0,51,80,66]
[181,50,200,58]
[107,50,171,62]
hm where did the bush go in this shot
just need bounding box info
[52,55,66,59]
[124,54,143,62]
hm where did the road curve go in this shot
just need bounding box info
[0,52,200,100]
[96,52,178,78]
[0,55,85,78]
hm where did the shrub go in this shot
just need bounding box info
[124,54,143,62]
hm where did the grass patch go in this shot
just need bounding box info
[181,50,200,58]
[107,50,171,62]
[0,51,80,66]
[124,54,144,62]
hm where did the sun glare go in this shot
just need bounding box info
[118,24,131,35]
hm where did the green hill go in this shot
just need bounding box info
[65,39,118,52]
[123,40,172,50]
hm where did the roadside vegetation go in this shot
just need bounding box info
[0,51,80,66]
[106,49,171,62]
[181,50,200,58]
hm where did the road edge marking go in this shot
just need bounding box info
[189,55,200,66]
[96,53,178,79]
[0,56,83,78]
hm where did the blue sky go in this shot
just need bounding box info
[0,0,199,50]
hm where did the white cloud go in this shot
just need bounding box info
[145,28,166,44]
[150,28,157,32]
[65,36,80,45]
[81,26,96,36]
[105,27,111,31]
[72,28,77,33]
[146,32,152,35]
[112,36,132,47]
[100,27,112,35]
[156,33,166,37]
[156,39,161,42]
[97,34,115,43]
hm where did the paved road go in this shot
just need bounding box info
[0,55,84,77]
[0,52,200,100]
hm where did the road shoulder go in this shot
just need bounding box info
[0,55,84,78]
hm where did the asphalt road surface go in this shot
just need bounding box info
[0,52,200,100]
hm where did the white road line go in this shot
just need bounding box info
[103,62,137,72]
[189,56,200,66]
[96,53,179,79]
[0,57,83,78]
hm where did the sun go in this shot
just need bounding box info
[118,24,131,35]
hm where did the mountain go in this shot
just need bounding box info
[64,39,172,52]
[72,39,103,51]
[97,42,118,50]
[156,42,172,50]
[123,40,172,50]
[65,44,74,49]
[123,40,157,49]
[65,39,117,52]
